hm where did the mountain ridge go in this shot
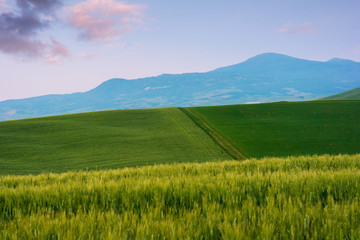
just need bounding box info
[1,53,359,121]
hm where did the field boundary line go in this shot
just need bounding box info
[179,107,246,160]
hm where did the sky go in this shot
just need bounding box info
[0,0,359,101]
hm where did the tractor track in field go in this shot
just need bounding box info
[179,107,245,160]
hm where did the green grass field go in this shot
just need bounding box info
[1,101,360,238]
[322,87,360,100]
[1,154,360,239]
[183,100,360,158]
[1,100,360,175]
[0,107,229,175]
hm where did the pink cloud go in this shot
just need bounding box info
[78,52,99,60]
[278,22,317,35]
[43,38,70,64]
[65,0,145,41]
[0,0,10,9]
[49,38,70,57]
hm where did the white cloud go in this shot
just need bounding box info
[193,88,243,100]
[335,87,349,90]
[283,88,311,97]
[144,86,170,91]
[5,109,16,116]
[245,102,261,104]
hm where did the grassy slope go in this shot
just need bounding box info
[1,154,360,239]
[184,100,360,158]
[0,107,230,175]
[322,87,360,100]
[180,107,245,160]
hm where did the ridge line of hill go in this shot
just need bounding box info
[320,87,360,100]
[2,52,360,121]
[179,107,245,160]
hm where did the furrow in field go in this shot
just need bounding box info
[179,107,246,160]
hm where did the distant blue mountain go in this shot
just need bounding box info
[1,53,359,121]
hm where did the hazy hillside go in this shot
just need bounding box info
[1,53,359,121]
[321,87,360,100]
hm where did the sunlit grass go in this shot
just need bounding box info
[0,107,229,175]
[184,100,360,158]
[1,154,360,239]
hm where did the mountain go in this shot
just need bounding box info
[1,53,359,121]
[321,87,360,100]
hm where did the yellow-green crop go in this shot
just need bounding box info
[1,154,360,239]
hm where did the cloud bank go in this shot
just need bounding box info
[66,0,144,41]
[0,0,69,62]
[0,0,146,62]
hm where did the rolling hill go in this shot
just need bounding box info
[183,100,360,158]
[0,107,229,175]
[1,53,359,121]
[1,100,359,176]
[321,87,360,100]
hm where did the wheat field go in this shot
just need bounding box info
[1,154,360,239]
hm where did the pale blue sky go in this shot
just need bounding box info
[0,0,359,101]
